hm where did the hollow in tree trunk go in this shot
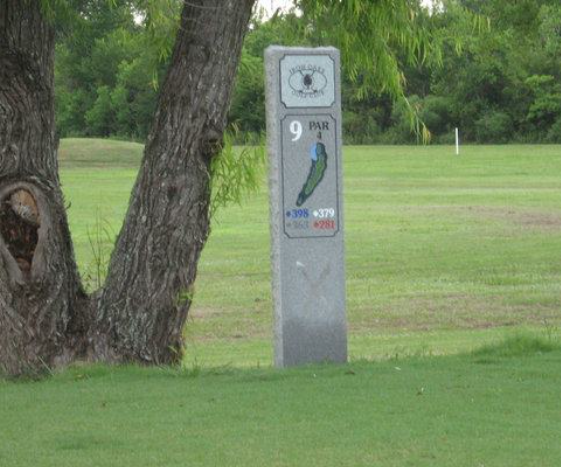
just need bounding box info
[0,0,88,375]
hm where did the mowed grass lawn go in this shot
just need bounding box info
[2,140,561,466]
[2,337,561,467]
[57,139,561,364]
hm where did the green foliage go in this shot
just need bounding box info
[342,109,381,145]
[411,0,561,143]
[229,54,265,135]
[380,95,423,144]
[419,95,453,136]
[48,0,561,146]
[298,0,433,99]
[137,0,182,64]
[209,128,266,217]
[54,1,162,140]
[475,110,512,143]
[547,116,561,143]
[39,0,81,24]
[111,54,160,138]
[297,0,438,142]
[538,4,561,56]
[85,86,114,136]
[55,87,93,137]
[526,75,561,126]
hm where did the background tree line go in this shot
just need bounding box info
[55,0,561,144]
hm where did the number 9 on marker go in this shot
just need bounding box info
[290,120,302,141]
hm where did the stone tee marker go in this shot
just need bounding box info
[265,46,347,367]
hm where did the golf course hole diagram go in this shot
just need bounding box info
[281,114,340,239]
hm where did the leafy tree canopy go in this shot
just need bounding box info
[47,0,561,144]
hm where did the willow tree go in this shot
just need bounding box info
[0,0,435,376]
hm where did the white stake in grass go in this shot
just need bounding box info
[455,127,460,155]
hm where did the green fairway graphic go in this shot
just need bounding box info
[296,142,328,206]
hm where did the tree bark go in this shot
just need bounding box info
[93,0,255,364]
[0,0,255,376]
[0,0,87,376]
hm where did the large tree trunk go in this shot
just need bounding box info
[93,0,255,364]
[0,0,255,376]
[0,0,87,376]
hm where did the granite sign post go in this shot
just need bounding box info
[265,46,347,367]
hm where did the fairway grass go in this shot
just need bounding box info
[58,139,561,364]
[3,140,561,466]
[2,338,561,466]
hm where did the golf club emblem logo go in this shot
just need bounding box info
[288,64,328,99]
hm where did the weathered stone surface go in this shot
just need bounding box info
[265,46,347,367]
